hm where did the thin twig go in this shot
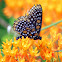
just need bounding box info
[41,20,62,31]
[0,18,9,28]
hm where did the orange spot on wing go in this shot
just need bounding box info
[36,26,40,29]
[23,31,27,34]
[37,20,40,23]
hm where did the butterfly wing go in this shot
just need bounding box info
[27,4,42,39]
[13,4,42,39]
[13,16,30,37]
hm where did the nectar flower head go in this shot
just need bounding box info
[0,37,41,62]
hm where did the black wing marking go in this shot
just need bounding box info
[27,4,42,38]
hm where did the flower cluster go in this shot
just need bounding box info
[0,31,62,62]
[0,37,41,62]
[37,33,62,62]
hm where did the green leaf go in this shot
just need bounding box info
[1,33,14,42]
[58,55,61,62]
[0,46,3,49]
[51,58,54,62]
[0,0,9,23]
[0,28,7,46]
[42,60,46,62]
[9,17,17,26]
[38,56,46,62]
[1,50,4,57]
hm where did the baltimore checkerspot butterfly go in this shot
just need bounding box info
[13,4,42,40]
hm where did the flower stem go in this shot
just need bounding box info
[41,20,62,31]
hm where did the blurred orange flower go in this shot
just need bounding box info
[3,0,36,18]
[3,0,62,21]
[0,31,62,62]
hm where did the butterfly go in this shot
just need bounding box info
[13,4,42,40]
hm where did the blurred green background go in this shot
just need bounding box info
[0,0,15,47]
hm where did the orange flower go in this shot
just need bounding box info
[44,50,53,60]
[0,32,62,62]
[3,0,62,24]
[3,0,36,18]
[0,37,41,62]
[39,33,62,61]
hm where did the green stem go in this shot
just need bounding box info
[58,53,61,62]
[41,20,62,31]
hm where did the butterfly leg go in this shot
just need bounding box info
[16,36,27,40]
[16,36,22,40]
[34,36,42,40]
[38,36,42,40]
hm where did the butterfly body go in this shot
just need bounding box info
[13,4,42,40]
